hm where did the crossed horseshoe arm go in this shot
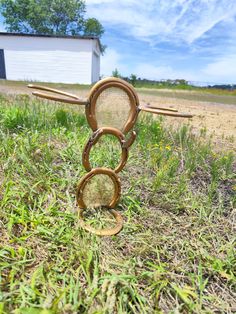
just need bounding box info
[28,83,193,119]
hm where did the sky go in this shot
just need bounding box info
[85,0,236,84]
[1,0,236,84]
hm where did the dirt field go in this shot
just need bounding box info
[138,89,236,151]
[0,81,235,151]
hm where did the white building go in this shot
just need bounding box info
[0,32,101,84]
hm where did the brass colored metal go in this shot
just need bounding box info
[78,208,123,236]
[82,127,130,173]
[88,77,140,106]
[139,104,193,118]
[29,76,194,237]
[31,91,88,105]
[28,84,80,99]
[28,84,88,105]
[146,103,178,112]
[86,80,139,134]
[123,130,136,149]
[76,168,121,209]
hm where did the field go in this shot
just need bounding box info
[0,81,235,151]
[0,81,235,313]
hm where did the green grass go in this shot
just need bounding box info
[0,80,90,91]
[135,83,236,96]
[0,93,235,313]
[1,79,236,98]
[138,88,236,105]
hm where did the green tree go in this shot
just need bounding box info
[0,0,105,51]
[83,17,106,52]
[112,68,121,78]
[130,73,137,86]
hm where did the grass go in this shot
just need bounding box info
[134,83,236,96]
[0,93,235,313]
[138,88,236,106]
[1,79,236,98]
[0,80,90,91]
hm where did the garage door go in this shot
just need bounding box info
[0,49,6,79]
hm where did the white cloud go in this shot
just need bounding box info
[202,54,236,83]
[134,64,177,80]
[131,57,236,84]
[100,49,194,80]
[130,59,236,84]
[86,0,112,3]
[101,48,236,84]
[100,48,129,77]
[86,0,236,44]
[88,0,236,83]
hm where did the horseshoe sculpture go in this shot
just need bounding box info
[28,77,193,236]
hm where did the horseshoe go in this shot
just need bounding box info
[76,168,121,209]
[78,208,123,236]
[82,127,136,173]
[29,77,193,236]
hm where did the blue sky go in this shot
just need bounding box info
[86,0,236,84]
[1,0,236,84]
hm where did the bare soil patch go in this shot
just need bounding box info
[138,89,236,151]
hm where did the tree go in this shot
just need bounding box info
[83,17,106,52]
[130,74,137,86]
[83,17,103,37]
[0,0,105,51]
[112,68,121,78]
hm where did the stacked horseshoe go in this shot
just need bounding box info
[76,78,140,236]
[28,77,193,236]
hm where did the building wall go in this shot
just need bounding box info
[91,40,100,83]
[0,35,100,84]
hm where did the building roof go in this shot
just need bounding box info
[0,32,102,52]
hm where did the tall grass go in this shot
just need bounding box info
[0,94,235,313]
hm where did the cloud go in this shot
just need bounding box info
[100,48,193,80]
[86,0,115,3]
[133,64,178,80]
[101,47,236,84]
[86,0,236,44]
[202,54,236,83]
[100,48,128,77]
[88,1,236,83]
[139,61,236,84]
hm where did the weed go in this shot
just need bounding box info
[0,94,235,313]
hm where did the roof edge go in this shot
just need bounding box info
[0,32,102,52]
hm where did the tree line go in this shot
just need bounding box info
[111,68,236,90]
